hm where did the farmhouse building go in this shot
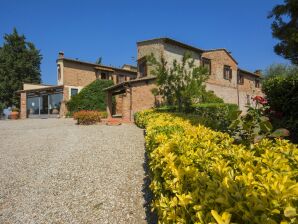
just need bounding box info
[18,37,262,120]
[18,52,137,119]
[105,38,262,121]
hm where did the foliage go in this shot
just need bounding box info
[99,111,108,118]
[200,90,224,103]
[12,107,19,112]
[268,0,298,64]
[0,102,4,113]
[264,63,298,80]
[148,52,209,111]
[191,103,238,131]
[95,57,102,65]
[262,72,298,143]
[66,79,113,113]
[0,28,42,107]
[135,110,298,224]
[229,96,289,146]
[73,110,101,125]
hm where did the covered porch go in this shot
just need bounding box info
[18,85,65,119]
[104,77,158,123]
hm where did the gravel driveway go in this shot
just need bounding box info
[0,119,150,223]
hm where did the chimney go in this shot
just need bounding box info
[58,51,64,59]
[255,69,262,76]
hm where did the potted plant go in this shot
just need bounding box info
[10,107,20,120]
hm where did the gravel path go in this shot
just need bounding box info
[0,119,149,223]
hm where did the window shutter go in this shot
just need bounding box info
[229,68,232,80]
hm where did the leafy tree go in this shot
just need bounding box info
[0,28,42,107]
[264,63,298,79]
[95,57,102,65]
[66,79,113,113]
[262,67,298,143]
[268,0,298,64]
[148,52,209,111]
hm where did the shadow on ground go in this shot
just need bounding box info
[142,148,158,224]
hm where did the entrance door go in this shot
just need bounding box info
[40,95,49,115]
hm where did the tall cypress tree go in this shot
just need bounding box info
[0,28,42,107]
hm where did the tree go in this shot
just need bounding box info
[95,57,102,65]
[66,79,114,113]
[148,52,209,111]
[0,28,42,107]
[268,0,298,64]
[264,63,298,79]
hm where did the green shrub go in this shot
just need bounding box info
[73,110,101,125]
[135,110,298,224]
[201,90,224,103]
[262,73,298,143]
[190,103,239,131]
[66,79,113,113]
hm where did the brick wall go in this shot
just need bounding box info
[62,61,97,87]
[20,92,27,119]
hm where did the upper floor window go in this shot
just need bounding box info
[223,65,232,80]
[202,58,211,75]
[57,64,61,80]
[238,74,244,85]
[138,58,147,78]
[70,88,78,97]
[255,79,260,88]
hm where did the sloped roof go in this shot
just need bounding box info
[57,57,137,74]
[203,49,238,65]
[238,68,261,77]
[137,37,205,54]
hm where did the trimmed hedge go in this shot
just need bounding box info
[135,110,298,224]
[66,79,113,113]
[191,103,238,131]
[73,110,101,125]
[155,103,239,131]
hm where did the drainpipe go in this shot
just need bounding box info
[237,70,240,107]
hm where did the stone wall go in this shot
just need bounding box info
[20,92,27,119]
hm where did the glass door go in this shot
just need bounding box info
[40,95,49,115]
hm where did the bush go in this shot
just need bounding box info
[135,110,298,224]
[66,79,113,113]
[262,73,298,143]
[73,110,101,125]
[201,90,224,103]
[190,103,239,131]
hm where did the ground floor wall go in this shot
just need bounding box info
[205,82,238,105]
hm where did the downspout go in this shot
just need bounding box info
[130,85,132,122]
[237,70,240,107]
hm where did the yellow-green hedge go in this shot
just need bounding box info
[135,110,298,224]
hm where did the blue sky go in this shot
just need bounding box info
[1,0,287,84]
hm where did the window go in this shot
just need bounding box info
[238,74,244,85]
[246,94,251,105]
[138,59,147,78]
[57,64,61,80]
[101,72,107,80]
[255,79,260,88]
[223,65,232,80]
[71,88,78,97]
[202,58,211,75]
